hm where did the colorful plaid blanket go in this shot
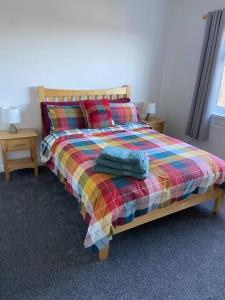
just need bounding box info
[41,122,225,251]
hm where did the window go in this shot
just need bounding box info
[217,64,225,108]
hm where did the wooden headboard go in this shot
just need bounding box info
[38,85,131,103]
[38,85,131,137]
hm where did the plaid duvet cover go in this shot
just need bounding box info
[41,122,225,251]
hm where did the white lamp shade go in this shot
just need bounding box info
[146,102,156,114]
[1,107,21,124]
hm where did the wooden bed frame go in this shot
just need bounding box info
[38,85,224,261]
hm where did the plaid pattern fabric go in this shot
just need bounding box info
[41,98,130,135]
[41,123,225,251]
[41,102,87,135]
[80,99,114,129]
[48,105,85,132]
[110,103,140,124]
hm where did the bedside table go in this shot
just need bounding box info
[141,117,165,133]
[0,128,38,181]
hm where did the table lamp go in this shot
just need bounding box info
[145,102,156,121]
[1,107,21,133]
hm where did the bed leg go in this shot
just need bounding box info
[213,189,224,215]
[99,245,109,261]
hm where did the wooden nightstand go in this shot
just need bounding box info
[0,128,38,181]
[141,117,165,133]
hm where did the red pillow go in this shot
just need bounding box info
[80,99,114,129]
[41,98,130,135]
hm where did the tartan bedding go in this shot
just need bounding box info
[41,122,225,251]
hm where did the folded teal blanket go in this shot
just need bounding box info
[94,146,150,179]
[93,164,148,180]
[98,146,149,170]
[95,157,149,174]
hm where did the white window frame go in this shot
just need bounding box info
[216,62,225,115]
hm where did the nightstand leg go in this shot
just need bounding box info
[1,142,10,182]
[31,137,38,176]
[5,172,10,182]
[34,165,38,176]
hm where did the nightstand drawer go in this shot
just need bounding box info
[7,138,31,151]
[141,117,165,134]
[151,123,164,133]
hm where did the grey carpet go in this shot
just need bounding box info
[1,167,225,300]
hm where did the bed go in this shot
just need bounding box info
[39,85,225,261]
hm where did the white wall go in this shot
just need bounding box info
[0,0,169,170]
[159,0,225,160]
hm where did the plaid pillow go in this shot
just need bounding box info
[110,103,140,124]
[41,101,87,135]
[80,99,114,129]
[48,105,86,132]
[41,98,130,135]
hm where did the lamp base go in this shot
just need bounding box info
[9,124,17,133]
